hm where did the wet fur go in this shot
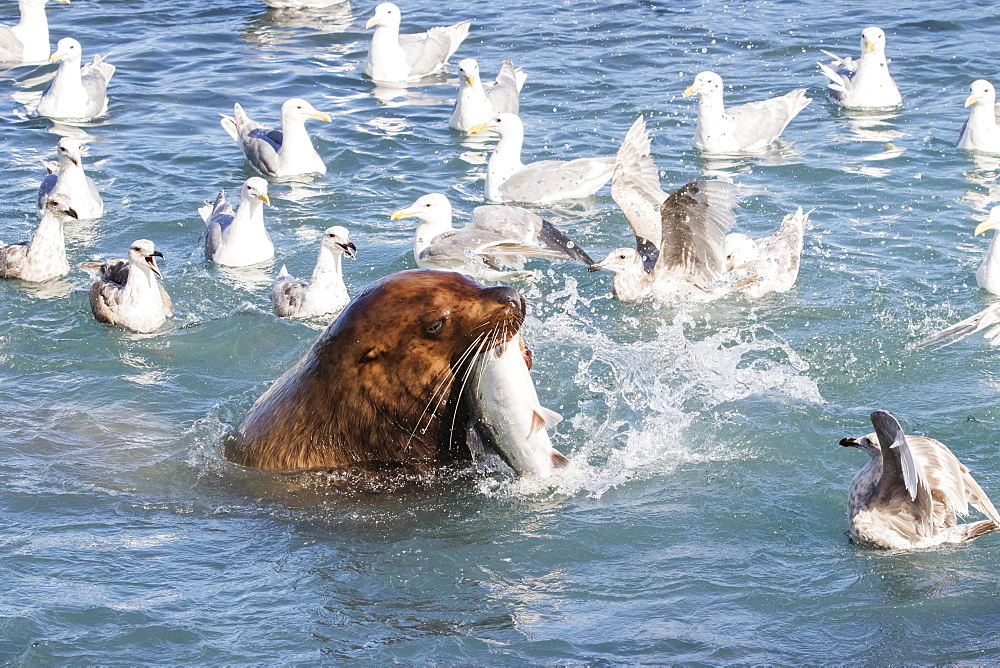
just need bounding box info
[224,270,524,472]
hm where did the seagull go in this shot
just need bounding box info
[449,58,526,132]
[958,80,1000,155]
[220,98,330,178]
[200,177,274,267]
[390,193,594,280]
[0,194,75,282]
[469,113,616,204]
[841,410,1000,550]
[262,0,345,6]
[270,226,356,318]
[37,137,103,219]
[0,0,69,64]
[683,71,810,153]
[363,2,470,83]
[818,27,902,109]
[590,116,808,302]
[36,38,115,121]
[83,239,173,333]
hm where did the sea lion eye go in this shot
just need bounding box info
[425,316,447,336]
[359,348,379,363]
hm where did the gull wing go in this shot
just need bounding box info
[500,157,614,204]
[871,410,934,536]
[484,59,523,115]
[727,89,810,151]
[611,116,668,250]
[657,180,738,282]
[399,20,470,77]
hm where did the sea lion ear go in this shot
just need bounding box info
[359,347,380,363]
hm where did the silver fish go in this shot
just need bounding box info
[467,335,570,477]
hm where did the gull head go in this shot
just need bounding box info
[966,80,996,109]
[42,193,78,221]
[468,112,522,138]
[366,2,400,29]
[684,71,723,99]
[56,137,83,168]
[128,239,164,280]
[281,97,331,124]
[860,27,887,54]
[590,248,645,274]
[49,37,82,65]
[390,193,453,228]
[241,177,270,207]
[321,226,357,260]
[457,58,480,88]
[839,433,882,460]
[975,206,1000,236]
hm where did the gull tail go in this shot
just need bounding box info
[199,190,227,224]
[917,304,1000,349]
[497,58,527,92]
[817,62,847,92]
[536,219,594,265]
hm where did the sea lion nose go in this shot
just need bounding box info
[485,285,525,314]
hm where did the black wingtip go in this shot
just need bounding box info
[538,219,595,266]
[636,237,659,274]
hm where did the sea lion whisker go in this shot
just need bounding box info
[449,332,496,447]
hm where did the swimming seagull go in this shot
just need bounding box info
[818,27,902,109]
[220,98,330,178]
[958,80,1000,155]
[200,177,274,267]
[683,71,810,153]
[449,58,526,132]
[841,410,1000,550]
[35,38,115,121]
[0,194,75,282]
[270,226,356,318]
[469,113,616,204]
[390,193,594,280]
[0,0,69,64]
[83,239,173,333]
[590,116,808,302]
[363,2,470,83]
[262,0,345,6]
[37,137,103,219]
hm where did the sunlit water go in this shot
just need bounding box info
[2,0,1000,663]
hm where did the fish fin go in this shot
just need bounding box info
[551,450,570,469]
[531,406,563,434]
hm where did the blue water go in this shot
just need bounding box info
[2,0,1000,663]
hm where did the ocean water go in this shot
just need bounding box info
[2,0,1000,663]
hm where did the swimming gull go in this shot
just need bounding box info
[0,0,68,64]
[270,226,356,318]
[449,58,526,132]
[469,113,616,204]
[364,2,470,83]
[958,80,1000,154]
[0,194,75,282]
[390,192,594,280]
[200,177,274,267]
[36,38,115,121]
[590,116,808,302]
[220,98,330,178]
[683,71,810,153]
[818,27,902,109]
[83,239,173,333]
[37,137,103,219]
[841,410,1000,550]
[262,0,345,6]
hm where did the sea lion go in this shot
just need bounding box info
[223,269,525,473]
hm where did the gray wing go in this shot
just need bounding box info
[470,204,541,240]
[611,116,668,247]
[80,56,114,104]
[89,279,121,325]
[500,157,614,203]
[657,180,738,282]
[0,242,28,278]
[270,278,307,318]
[422,228,555,269]
[994,103,1000,126]
[0,26,24,62]
[238,127,281,177]
[727,89,810,150]
[399,21,470,77]
[100,258,130,285]
[37,174,57,211]
[871,411,934,536]
[484,59,521,115]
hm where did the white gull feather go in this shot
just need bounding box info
[270,226,356,318]
[0,194,75,282]
[220,98,330,178]
[200,177,274,267]
[958,80,1000,155]
[37,137,103,219]
[449,58,526,132]
[0,0,68,64]
[83,239,173,333]
[363,2,470,83]
[36,37,115,121]
[841,410,1000,550]
[818,27,902,110]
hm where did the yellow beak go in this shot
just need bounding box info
[49,51,65,63]
[863,41,875,52]
[365,16,380,28]
[975,217,1000,235]
[310,111,332,122]
[465,75,476,87]
[467,122,494,135]
[966,94,980,108]
[683,85,698,97]
[258,193,271,206]
[390,207,413,221]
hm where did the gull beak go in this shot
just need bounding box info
[257,193,270,206]
[390,207,414,221]
[966,94,980,107]
[145,251,164,279]
[69,155,80,167]
[310,111,331,122]
[56,0,69,3]
[49,50,66,63]
[588,261,606,272]
[682,85,698,97]
[863,41,875,53]
[339,241,358,259]
[365,15,380,28]
[467,122,495,135]
[839,437,859,447]
[975,215,1000,236]
[465,75,476,87]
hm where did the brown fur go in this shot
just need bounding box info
[223,270,525,472]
